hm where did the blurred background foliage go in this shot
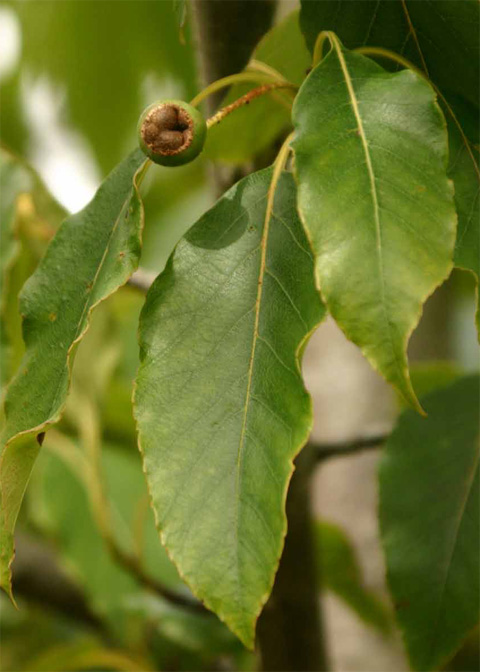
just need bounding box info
[0,1,478,671]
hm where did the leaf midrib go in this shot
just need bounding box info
[233,174,276,596]
[331,38,405,388]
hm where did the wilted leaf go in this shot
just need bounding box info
[0,149,147,597]
[380,375,479,671]
[292,38,456,411]
[134,168,326,647]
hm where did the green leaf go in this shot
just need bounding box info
[299,0,480,334]
[315,521,391,634]
[399,361,463,407]
[0,149,146,598]
[448,110,480,333]
[379,375,480,671]
[29,435,180,623]
[204,10,309,164]
[22,641,154,672]
[299,0,479,114]
[134,168,326,647]
[0,148,66,390]
[292,38,456,412]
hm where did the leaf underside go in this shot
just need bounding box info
[292,41,456,411]
[380,375,480,671]
[134,168,326,647]
[0,149,146,596]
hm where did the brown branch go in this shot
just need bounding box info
[12,533,109,636]
[206,82,296,129]
[105,538,209,615]
[313,434,388,462]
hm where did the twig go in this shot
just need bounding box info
[206,82,296,129]
[313,434,388,462]
[12,533,109,636]
[62,400,210,616]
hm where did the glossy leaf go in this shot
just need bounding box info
[315,521,391,634]
[380,375,480,671]
[292,38,456,411]
[299,0,479,114]
[134,168,326,647]
[299,0,479,334]
[204,10,309,163]
[0,149,147,598]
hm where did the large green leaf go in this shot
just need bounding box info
[0,149,146,598]
[315,521,391,635]
[204,10,309,164]
[292,38,456,411]
[134,168,326,647]
[299,0,480,335]
[299,0,479,114]
[379,375,480,671]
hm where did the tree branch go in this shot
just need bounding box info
[191,0,278,197]
[312,434,388,462]
[257,447,329,670]
[11,533,108,636]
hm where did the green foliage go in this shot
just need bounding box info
[400,361,463,406]
[0,2,477,665]
[0,150,147,596]
[0,149,66,388]
[299,0,479,114]
[1,1,197,173]
[379,375,480,670]
[134,168,326,647]
[315,521,392,634]
[292,37,456,411]
[298,0,480,334]
[448,110,480,332]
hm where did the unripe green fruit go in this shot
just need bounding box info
[137,100,207,167]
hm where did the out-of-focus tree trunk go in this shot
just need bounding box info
[257,448,328,671]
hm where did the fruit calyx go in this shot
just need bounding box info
[140,103,193,157]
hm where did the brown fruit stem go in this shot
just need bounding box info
[206,82,297,129]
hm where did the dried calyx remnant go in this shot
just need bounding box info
[141,104,193,156]
[138,99,207,166]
